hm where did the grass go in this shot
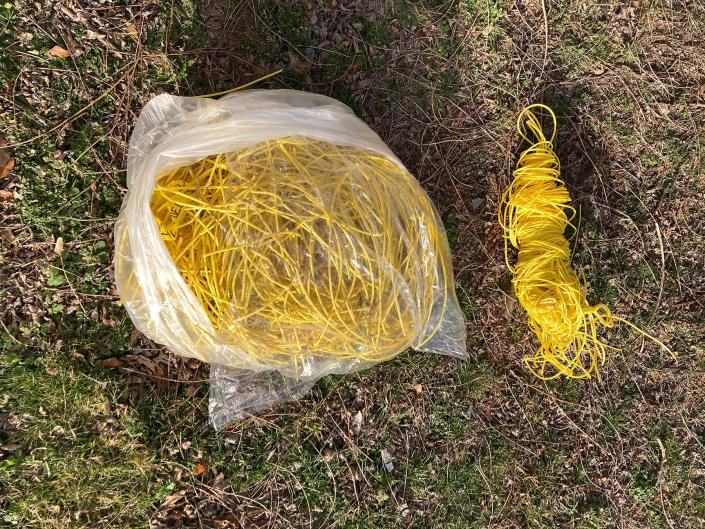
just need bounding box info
[1,0,705,528]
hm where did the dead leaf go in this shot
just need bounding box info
[122,353,158,374]
[0,158,14,178]
[192,463,207,476]
[50,425,65,437]
[47,45,71,58]
[91,421,108,434]
[125,22,138,40]
[54,236,64,256]
[353,410,363,434]
[0,189,13,200]
[655,103,669,116]
[160,490,186,509]
[96,357,124,369]
[212,472,225,489]
[212,514,239,528]
[410,384,423,395]
[45,367,59,376]
[85,30,106,42]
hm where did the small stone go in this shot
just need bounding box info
[381,448,393,472]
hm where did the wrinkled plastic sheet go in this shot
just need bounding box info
[208,365,317,429]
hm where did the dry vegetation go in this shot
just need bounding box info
[1,0,704,528]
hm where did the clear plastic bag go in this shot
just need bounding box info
[114,90,466,428]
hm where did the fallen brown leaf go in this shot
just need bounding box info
[96,357,124,369]
[47,45,71,58]
[0,135,12,177]
[125,22,138,40]
[0,158,14,178]
[192,463,207,476]
[160,490,186,509]
[212,472,225,489]
[212,514,239,528]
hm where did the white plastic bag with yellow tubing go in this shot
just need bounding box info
[114,88,466,428]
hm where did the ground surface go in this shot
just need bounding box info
[1,1,704,528]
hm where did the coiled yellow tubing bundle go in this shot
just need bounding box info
[151,137,450,365]
[499,104,674,380]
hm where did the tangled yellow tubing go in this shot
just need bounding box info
[499,104,673,379]
[150,137,453,365]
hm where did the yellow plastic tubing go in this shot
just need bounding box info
[151,137,452,365]
[499,104,674,380]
